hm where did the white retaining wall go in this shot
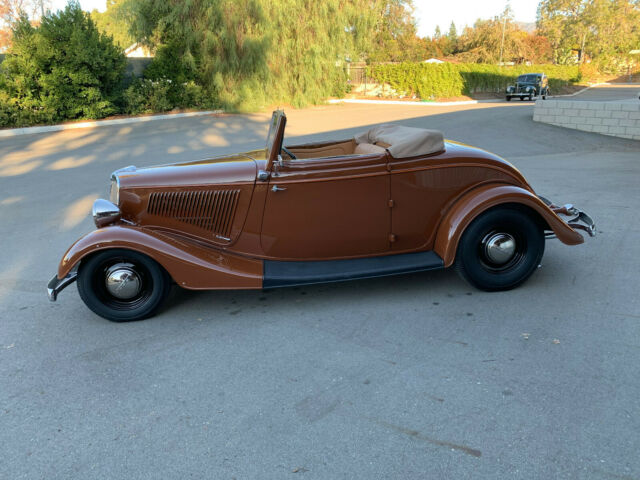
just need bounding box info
[533,99,640,141]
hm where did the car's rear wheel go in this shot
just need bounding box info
[77,249,171,322]
[454,207,545,291]
[506,96,511,101]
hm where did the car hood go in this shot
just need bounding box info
[115,150,265,189]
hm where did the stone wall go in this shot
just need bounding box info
[533,99,640,141]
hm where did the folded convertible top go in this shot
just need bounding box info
[355,124,445,158]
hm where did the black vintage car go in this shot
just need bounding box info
[506,73,549,101]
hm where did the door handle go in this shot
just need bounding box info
[271,185,286,192]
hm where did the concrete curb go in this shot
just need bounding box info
[0,109,224,138]
[327,98,478,106]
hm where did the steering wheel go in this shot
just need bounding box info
[282,146,297,160]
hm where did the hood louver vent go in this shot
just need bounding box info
[148,189,240,239]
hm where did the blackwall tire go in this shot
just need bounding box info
[77,249,171,322]
[454,207,545,291]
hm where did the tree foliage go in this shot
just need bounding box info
[538,0,640,68]
[0,0,51,47]
[124,0,382,110]
[0,1,126,126]
[368,0,430,62]
[90,0,135,48]
[453,7,552,64]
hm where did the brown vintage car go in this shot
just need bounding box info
[48,110,595,321]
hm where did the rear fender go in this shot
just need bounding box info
[434,184,584,267]
[58,225,263,289]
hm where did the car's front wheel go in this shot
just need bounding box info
[454,207,544,291]
[77,249,171,322]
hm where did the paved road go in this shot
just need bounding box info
[1,100,639,479]
[563,83,640,102]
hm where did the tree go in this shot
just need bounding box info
[0,0,50,48]
[1,2,126,124]
[538,0,640,66]
[368,0,429,62]
[454,6,548,64]
[448,21,457,43]
[90,0,135,48]
[125,0,387,110]
[522,33,553,64]
[442,20,458,55]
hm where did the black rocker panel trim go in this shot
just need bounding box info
[263,250,444,289]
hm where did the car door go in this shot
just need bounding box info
[389,151,491,253]
[260,153,391,260]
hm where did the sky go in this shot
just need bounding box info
[52,0,539,38]
[413,0,538,37]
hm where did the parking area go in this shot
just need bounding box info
[1,96,639,479]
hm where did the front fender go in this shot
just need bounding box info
[434,184,584,267]
[58,225,263,289]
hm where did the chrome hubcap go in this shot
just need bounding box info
[483,233,516,265]
[105,264,142,300]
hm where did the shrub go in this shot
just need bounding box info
[122,78,215,115]
[0,2,126,127]
[367,63,583,99]
[122,78,172,114]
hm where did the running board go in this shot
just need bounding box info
[263,251,444,288]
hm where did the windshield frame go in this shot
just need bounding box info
[266,110,285,158]
[265,110,287,170]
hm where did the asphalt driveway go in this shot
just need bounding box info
[1,96,639,479]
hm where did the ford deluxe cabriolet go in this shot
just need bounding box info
[48,110,595,321]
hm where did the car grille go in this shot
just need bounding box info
[147,189,240,238]
[516,85,534,93]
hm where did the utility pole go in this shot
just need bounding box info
[499,14,506,66]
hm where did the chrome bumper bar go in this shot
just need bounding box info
[539,196,596,238]
[47,272,78,302]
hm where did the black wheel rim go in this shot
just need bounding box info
[91,256,154,311]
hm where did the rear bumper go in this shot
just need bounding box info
[47,272,78,302]
[538,196,596,238]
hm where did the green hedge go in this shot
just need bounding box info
[0,4,126,128]
[367,63,583,99]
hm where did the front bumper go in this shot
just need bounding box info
[539,196,596,238]
[47,272,78,302]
